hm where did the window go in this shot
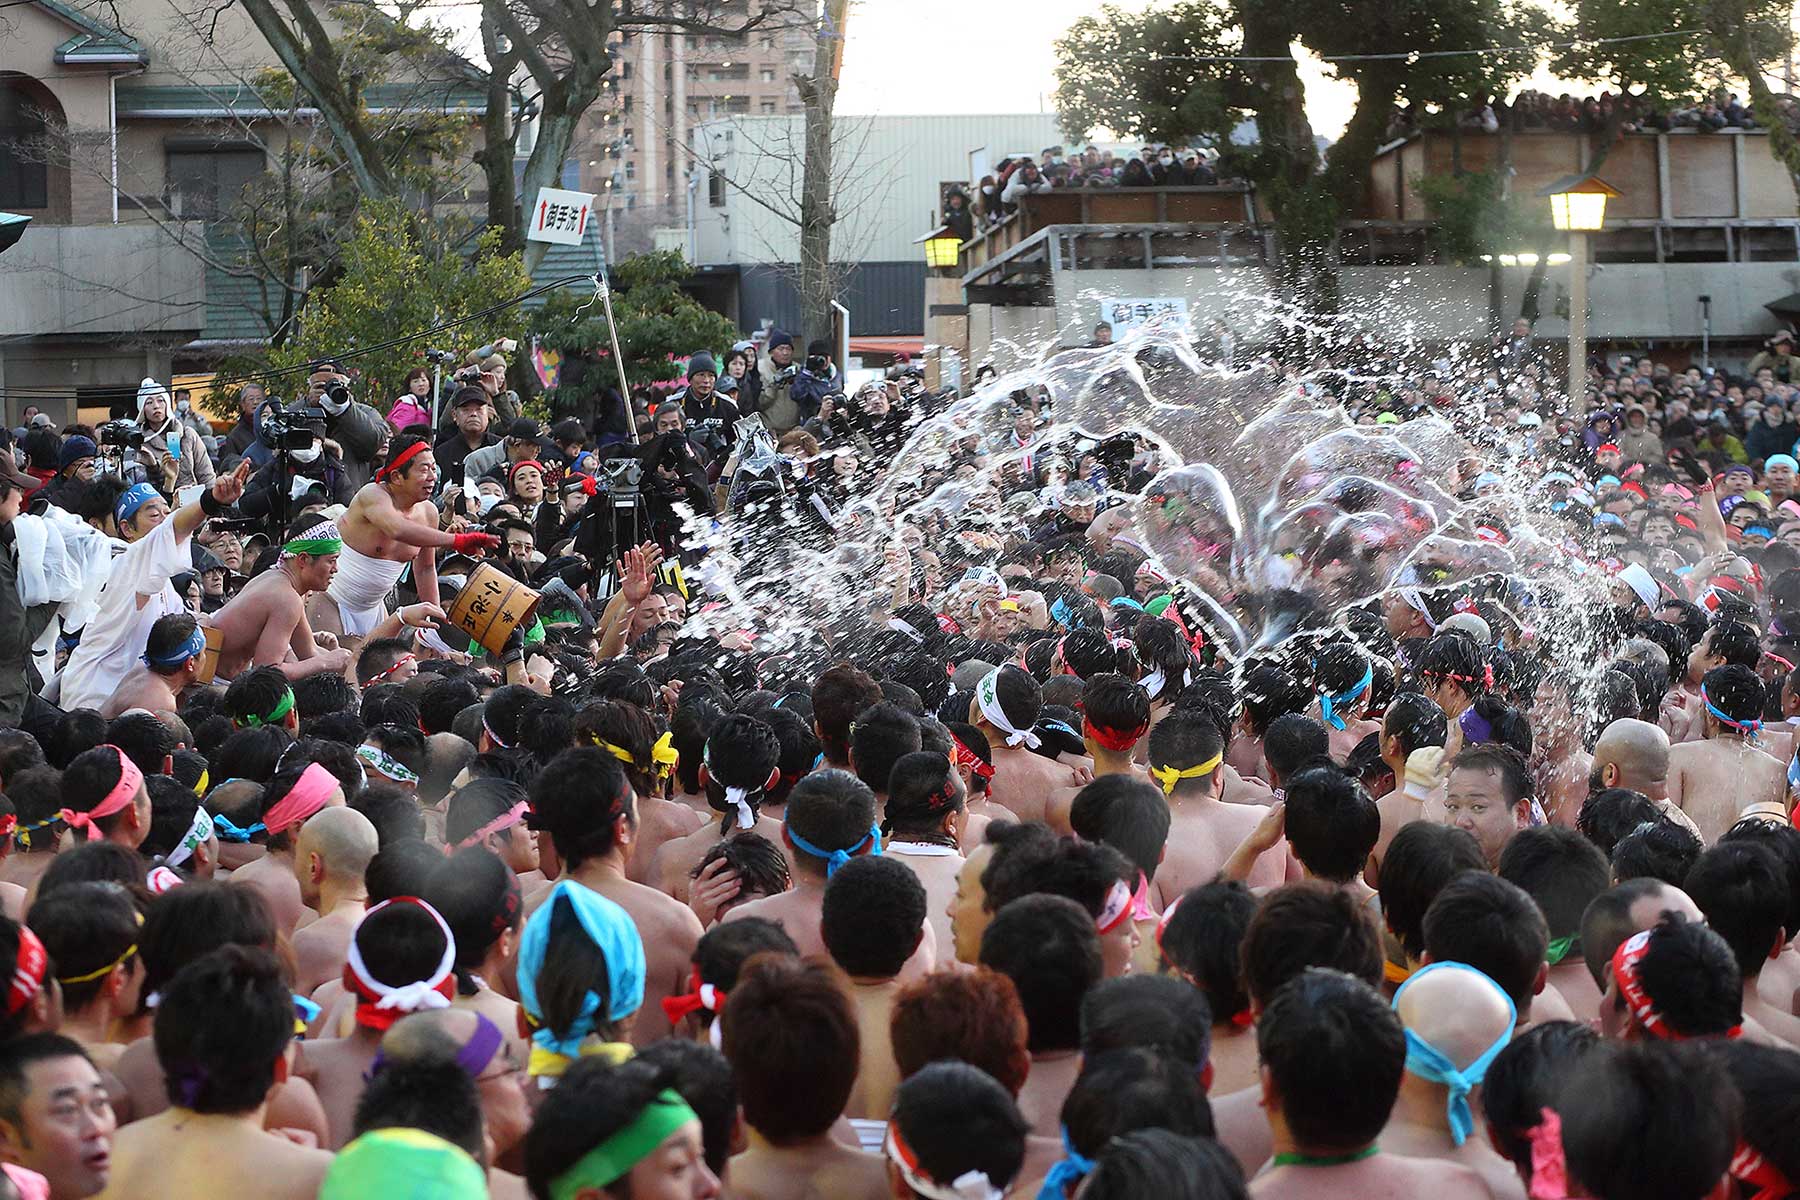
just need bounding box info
[0,80,50,209]
[708,170,725,206]
[625,160,636,180]
[760,68,775,83]
[760,100,776,113]
[164,145,264,219]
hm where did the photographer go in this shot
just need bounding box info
[219,383,273,471]
[305,362,388,490]
[572,433,714,564]
[678,353,742,452]
[236,414,354,537]
[754,329,802,431]
[135,377,215,491]
[789,340,843,430]
[1747,330,1798,384]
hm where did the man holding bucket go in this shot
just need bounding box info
[203,515,356,681]
[308,433,498,646]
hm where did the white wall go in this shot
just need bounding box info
[0,223,205,337]
[692,112,1064,267]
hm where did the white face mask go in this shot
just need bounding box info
[290,445,321,465]
[476,492,501,515]
[319,394,350,416]
[177,400,190,412]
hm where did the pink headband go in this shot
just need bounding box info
[452,801,529,852]
[60,747,142,842]
[262,763,339,834]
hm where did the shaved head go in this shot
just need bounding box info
[1591,719,1670,798]
[295,805,378,881]
[382,1008,483,1065]
[1395,965,1515,1068]
[1578,879,1702,990]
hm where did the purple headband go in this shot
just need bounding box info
[364,1010,505,1084]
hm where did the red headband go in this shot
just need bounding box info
[1611,929,1742,1041]
[950,734,994,781]
[377,440,428,482]
[6,926,46,1016]
[1083,716,1148,753]
[1731,1142,1795,1200]
[60,747,142,842]
[660,966,726,1025]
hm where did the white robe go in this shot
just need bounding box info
[54,516,188,712]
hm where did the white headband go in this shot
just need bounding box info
[975,669,1040,749]
[345,898,457,1014]
[158,806,215,870]
[883,1125,1005,1200]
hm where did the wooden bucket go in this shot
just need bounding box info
[446,561,541,656]
[195,625,225,685]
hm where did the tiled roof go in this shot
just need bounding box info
[116,81,486,118]
[35,0,146,63]
[528,218,607,305]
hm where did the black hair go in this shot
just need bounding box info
[154,945,292,1114]
[1498,825,1611,942]
[139,777,200,867]
[1449,741,1533,805]
[350,782,424,847]
[359,686,422,739]
[1079,1129,1248,1200]
[25,881,138,1012]
[104,712,175,778]
[691,834,791,904]
[1480,1021,1602,1179]
[944,721,992,795]
[889,1060,1029,1195]
[1610,818,1703,887]
[1241,665,1311,736]
[1577,788,1660,856]
[49,709,108,769]
[820,855,926,979]
[423,848,519,994]
[364,723,427,777]
[1263,713,1329,784]
[480,684,539,749]
[211,726,291,787]
[1060,629,1132,680]
[533,889,626,1046]
[1080,974,1211,1069]
[1069,775,1170,884]
[139,882,277,1004]
[0,1034,97,1131]
[811,662,884,762]
[1419,632,1490,699]
[847,703,921,797]
[1382,691,1448,757]
[1157,880,1255,1021]
[1683,841,1788,980]
[0,730,46,786]
[632,1039,739,1177]
[1257,968,1404,1151]
[1241,882,1384,1007]
[1720,818,1800,940]
[882,751,961,844]
[699,713,782,833]
[1700,662,1764,733]
[299,709,365,747]
[364,839,445,904]
[1421,873,1547,1012]
[526,1055,694,1193]
[291,672,356,723]
[222,667,292,729]
[692,917,799,1003]
[353,1059,484,1160]
[59,745,140,840]
[979,894,1102,1052]
[882,646,953,712]
[528,747,632,869]
[1145,710,1224,794]
[1131,615,1198,705]
[1376,822,1485,961]
[1559,1041,1739,1200]
[669,697,723,795]
[986,835,1131,926]
[1713,1039,1800,1185]
[1062,1047,1213,1164]
[1281,763,1379,883]
[420,677,481,736]
[1706,619,1762,670]
[783,769,878,877]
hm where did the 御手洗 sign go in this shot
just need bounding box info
[527,188,596,245]
[1100,296,1191,333]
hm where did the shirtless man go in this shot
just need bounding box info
[1590,718,1704,838]
[288,808,379,995]
[1149,710,1293,897]
[1668,665,1788,843]
[971,666,1080,823]
[1249,969,1489,1200]
[1312,645,1381,764]
[306,433,497,646]
[1381,964,1528,1200]
[725,769,936,985]
[1369,694,1447,886]
[820,858,920,1122]
[99,946,333,1200]
[646,714,786,904]
[101,612,205,719]
[1529,671,1592,828]
[226,762,348,935]
[206,517,352,681]
[1684,842,1800,1046]
[528,747,703,1046]
[377,1011,532,1198]
[1045,673,1150,834]
[1660,619,1760,745]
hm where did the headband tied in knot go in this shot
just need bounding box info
[1391,961,1517,1146]
[517,881,646,1067]
[660,967,726,1026]
[344,897,457,1031]
[887,1123,1005,1200]
[975,669,1040,749]
[281,518,342,560]
[786,822,882,878]
[1317,663,1373,731]
[1700,684,1762,742]
[1149,752,1221,796]
[1035,1127,1096,1200]
[60,747,141,842]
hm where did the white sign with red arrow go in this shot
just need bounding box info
[527,187,596,246]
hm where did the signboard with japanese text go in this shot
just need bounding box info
[1099,296,1192,334]
[527,187,596,246]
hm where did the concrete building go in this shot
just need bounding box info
[1,0,484,423]
[570,1,816,260]
[687,111,1062,341]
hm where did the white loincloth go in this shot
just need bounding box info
[327,542,407,637]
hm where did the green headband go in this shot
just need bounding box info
[241,688,296,728]
[550,1091,697,1200]
[282,534,343,557]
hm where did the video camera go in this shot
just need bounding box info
[97,420,143,451]
[258,404,326,452]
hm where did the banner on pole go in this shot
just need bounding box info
[528,187,596,246]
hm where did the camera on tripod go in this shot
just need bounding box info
[98,420,143,451]
[258,405,326,452]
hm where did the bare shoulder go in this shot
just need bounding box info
[410,497,440,522]
[1391,1154,1491,1196]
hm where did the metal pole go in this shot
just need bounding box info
[1567,230,1589,405]
[431,358,442,431]
[1700,294,1713,372]
[596,273,639,444]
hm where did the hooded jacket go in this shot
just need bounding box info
[1617,405,1664,465]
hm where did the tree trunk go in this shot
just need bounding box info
[795,0,850,346]
[1707,7,1800,208]
[477,9,522,252]
[520,106,583,276]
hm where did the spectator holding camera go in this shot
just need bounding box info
[136,377,215,492]
[235,412,355,535]
[220,383,274,472]
[1747,330,1798,384]
[305,362,388,491]
[789,340,844,429]
[755,330,802,432]
[678,352,742,454]
[432,387,500,490]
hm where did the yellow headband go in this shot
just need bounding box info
[596,732,680,780]
[1149,752,1223,796]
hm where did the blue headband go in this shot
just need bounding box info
[1317,663,1373,731]
[785,822,882,878]
[1701,684,1761,741]
[1036,1127,1096,1200]
[517,881,646,1058]
[1745,525,1775,539]
[1110,596,1145,613]
[115,482,161,527]
[1391,962,1516,1146]
[143,625,207,670]
[210,813,265,842]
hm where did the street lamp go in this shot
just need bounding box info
[917,223,962,271]
[1539,173,1620,404]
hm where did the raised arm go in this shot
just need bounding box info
[172,460,252,543]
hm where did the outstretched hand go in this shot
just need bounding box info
[211,459,253,505]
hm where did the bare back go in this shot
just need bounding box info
[729,1142,888,1200]
[100,668,181,720]
[578,873,703,1045]
[208,570,305,678]
[227,853,309,934]
[295,1033,379,1150]
[624,797,708,886]
[1249,1153,1493,1200]
[987,746,1080,823]
[1160,799,1289,896]
[1669,737,1788,843]
[99,1109,333,1200]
